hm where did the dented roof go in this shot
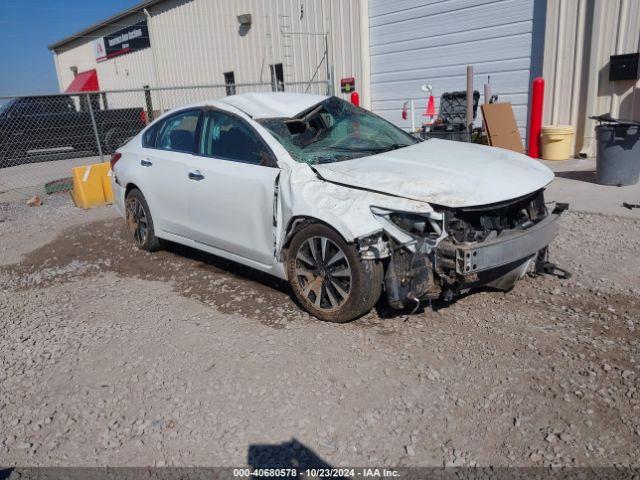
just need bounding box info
[219,92,328,119]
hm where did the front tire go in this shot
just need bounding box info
[286,223,383,323]
[125,188,163,252]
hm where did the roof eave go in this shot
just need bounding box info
[48,0,161,51]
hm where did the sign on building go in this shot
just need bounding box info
[93,20,150,62]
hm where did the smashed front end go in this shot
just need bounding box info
[365,190,565,310]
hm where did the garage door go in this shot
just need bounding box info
[369,0,546,140]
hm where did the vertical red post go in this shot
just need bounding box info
[350,91,360,107]
[528,77,544,158]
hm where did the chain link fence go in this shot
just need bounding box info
[0,80,329,202]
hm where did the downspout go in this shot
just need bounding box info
[359,0,372,109]
[53,50,64,93]
[550,1,565,124]
[609,0,629,118]
[568,0,586,154]
[143,7,164,111]
[579,0,604,157]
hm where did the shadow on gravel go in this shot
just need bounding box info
[555,170,598,184]
[2,218,309,328]
[3,217,426,328]
[248,439,346,479]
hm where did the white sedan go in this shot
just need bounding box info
[111,92,562,322]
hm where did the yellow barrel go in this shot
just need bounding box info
[541,125,575,161]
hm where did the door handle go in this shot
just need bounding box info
[140,159,153,167]
[188,170,205,181]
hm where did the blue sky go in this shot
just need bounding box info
[0,0,137,96]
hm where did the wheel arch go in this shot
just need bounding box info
[125,182,140,197]
[282,216,384,322]
[278,215,358,262]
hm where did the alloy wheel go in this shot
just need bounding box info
[294,236,352,311]
[125,196,148,247]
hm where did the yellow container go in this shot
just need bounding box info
[71,162,113,209]
[101,170,114,203]
[541,125,575,161]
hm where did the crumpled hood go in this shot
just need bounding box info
[312,139,554,208]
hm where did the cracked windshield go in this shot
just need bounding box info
[258,96,419,164]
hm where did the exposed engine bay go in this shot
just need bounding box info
[362,189,568,310]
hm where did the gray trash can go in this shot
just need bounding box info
[595,122,640,186]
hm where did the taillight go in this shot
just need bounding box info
[110,153,122,169]
[140,110,147,124]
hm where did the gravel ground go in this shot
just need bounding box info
[0,194,639,468]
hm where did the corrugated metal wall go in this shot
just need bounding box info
[543,0,640,156]
[54,11,157,94]
[53,0,364,103]
[368,0,546,137]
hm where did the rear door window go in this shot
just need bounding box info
[143,123,160,148]
[46,96,75,113]
[153,109,201,152]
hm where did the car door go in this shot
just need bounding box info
[138,108,202,238]
[186,108,280,265]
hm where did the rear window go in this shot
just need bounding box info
[156,110,200,152]
[143,123,159,147]
[46,96,75,113]
[143,109,200,152]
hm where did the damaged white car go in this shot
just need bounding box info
[111,93,565,322]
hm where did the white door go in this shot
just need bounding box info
[186,109,280,265]
[139,108,201,238]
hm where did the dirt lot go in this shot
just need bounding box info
[0,194,639,468]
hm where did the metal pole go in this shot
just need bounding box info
[483,81,491,132]
[324,33,331,96]
[466,65,474,133]
[410,100,415,133]
[329,65,335,96]
[528,77,545,159]
[87,93,103,162]
[143,85,154,124]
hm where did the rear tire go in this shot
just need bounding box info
[125,188,163,252]
[286,223,383,323]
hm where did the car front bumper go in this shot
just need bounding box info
[435,212,561,276]
[383,212,562,309]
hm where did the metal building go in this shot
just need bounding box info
[50,0,640,157]
[367,0,545,139]
[543,0,640,156]
[49,0,366,105]
[367,0,640,156]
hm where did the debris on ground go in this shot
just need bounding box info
[26,195,42,207]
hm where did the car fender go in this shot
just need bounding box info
[276,163,434,256]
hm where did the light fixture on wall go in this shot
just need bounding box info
[237,13,252,36]
[237,14,252,26]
